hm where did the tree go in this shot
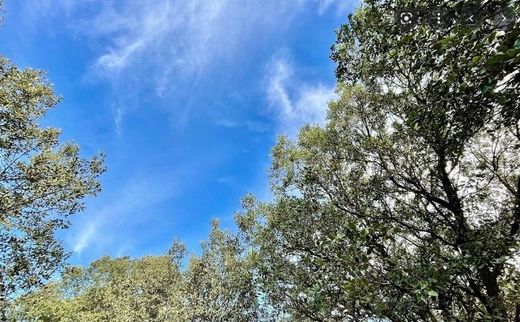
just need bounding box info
[238,0,520,320]
[0,54,104,317]
[14,224,264,321]
[184,220,261,322]
[13,255,185,322]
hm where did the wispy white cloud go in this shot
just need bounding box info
[112,104,124,136]
[78,1,298,81]
[70,174,178,255]
[214,119,239,128]
[265,51,337,136]
[82,0,299,132]
[316,0,352,15]
[73,223,97,254]
[213,118,270,134]
[21,0,349,133]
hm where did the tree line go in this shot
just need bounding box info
[1,0,519,320]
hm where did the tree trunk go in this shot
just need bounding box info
[478,264,506,322]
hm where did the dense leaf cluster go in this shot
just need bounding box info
[0,55,104,319]
[238,0,520,320]
[13,221,265,322]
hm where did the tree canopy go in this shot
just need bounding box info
[0,54,104,318]
[13,221,264,322]
[238,0,520,320]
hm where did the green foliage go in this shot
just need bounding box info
[13,256,183,321]
[238,1,520,321]
[332,0,520,143]
[0,54,104,317]
[183,220,261,321]
[14,223,264,322]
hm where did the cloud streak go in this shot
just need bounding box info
[21,0,349,133]
[266,51,337,136]
[69,173,178,255]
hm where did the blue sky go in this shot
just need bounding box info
[0,0,356,265]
